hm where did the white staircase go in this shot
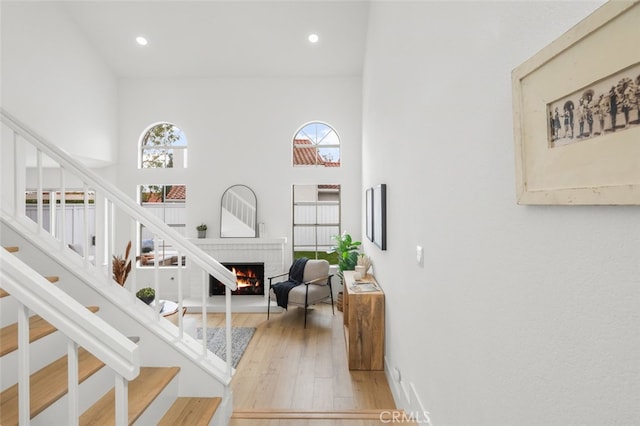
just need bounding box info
[0,109,239,425]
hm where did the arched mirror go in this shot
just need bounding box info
[220,185,257,238]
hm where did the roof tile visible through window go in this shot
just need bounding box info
[293,139,323,165]
[166,185,186,200]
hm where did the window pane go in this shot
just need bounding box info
[139,184,186,267]
[294,204,316,224]
[294,226,316,250]
[318,147,340,166]
[293,145,320,166]
[317,225,339,247]
[293,122,340,167]
[317,203,339,225]
[292,184,340,264]
[140,123,187,168]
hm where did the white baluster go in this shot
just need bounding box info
[13,130,20,217]
[67,340,79,426]
[114,375,128,426]
[50,189,57,239]
[37,149,43,232]
[17,303,30,425]
[108,199,115,282]
[83,184,90,262]
[202,269,208,356]
[154,236,160,318]
[178,250,184,338]
[60,169,67,250]
[226,285,232,377]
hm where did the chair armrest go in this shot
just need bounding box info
[268,272,289,280]
[303,274,333,286]
[267,272,289,285]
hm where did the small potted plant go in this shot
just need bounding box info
[136,287,155,305]
[196,223,208,238]
[355,253,372,279]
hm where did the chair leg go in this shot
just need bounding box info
[328,280,335,315]
[267,284,271,320]
[304,285,309,328]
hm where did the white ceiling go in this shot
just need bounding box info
[61,1,370,79]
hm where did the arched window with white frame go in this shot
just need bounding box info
[139,122,187,169]
[292,121,340,167]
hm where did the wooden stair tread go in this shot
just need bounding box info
[0,306,99,357]
[0,288,9,298]
[3,246,19,253]
[0,348,106,425]
[158,397,221,426]
[80,366,180,426]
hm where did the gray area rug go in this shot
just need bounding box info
[196,327,255,368]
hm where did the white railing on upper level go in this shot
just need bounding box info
[1,249,138,425]
[0,108,237,379]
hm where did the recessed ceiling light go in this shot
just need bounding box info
[308,34,319,44]
[136,36,148,46]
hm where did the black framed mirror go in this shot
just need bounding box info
[220,185,257,238]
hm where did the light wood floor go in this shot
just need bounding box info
[186,303,402,425]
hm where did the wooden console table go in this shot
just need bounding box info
[342,271,385,370]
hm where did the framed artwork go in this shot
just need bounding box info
[372,184,386,250]
[512,1,640,205]
[365,187,373,242]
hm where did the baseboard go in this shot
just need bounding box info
[384,356,432,425]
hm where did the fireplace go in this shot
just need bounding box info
[209,262,265,296]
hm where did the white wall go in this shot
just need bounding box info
[0,2,118,167]
[362,2,640,425]
[117,77,362,267]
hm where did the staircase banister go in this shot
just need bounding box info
[0,108,236,289]
[0,249,139,380]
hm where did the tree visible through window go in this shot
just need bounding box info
[292,184,340,263]
[293,122,340,167]
[140,123,187,169]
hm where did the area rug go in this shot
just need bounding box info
[196,327,255,368]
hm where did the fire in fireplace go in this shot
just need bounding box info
[210,262,265,296]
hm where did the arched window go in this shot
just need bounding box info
[140,122,187,168]
[293,122,340,167]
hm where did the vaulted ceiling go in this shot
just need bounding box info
[61,1,370,79]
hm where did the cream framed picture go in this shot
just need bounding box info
[512,0,640,205]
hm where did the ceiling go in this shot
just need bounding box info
[61,1,370,79]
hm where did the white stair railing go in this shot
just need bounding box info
[0,108,237,380]
[1,249,138,425]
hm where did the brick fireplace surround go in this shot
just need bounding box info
[185,238,286,312]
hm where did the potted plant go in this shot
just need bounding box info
[328,231,362,281]
[136,287,155,305]
[196,223,208,238]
